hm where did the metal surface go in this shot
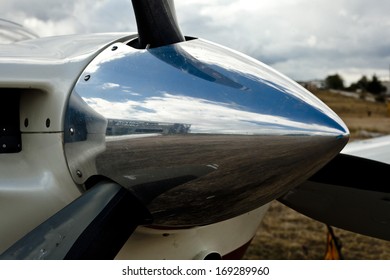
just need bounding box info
[342,135,390,164]
[0,33,136,133]
[0,133,80,254]
[116,204,270,260]
[0,33,135,254]
[64,38,349,226]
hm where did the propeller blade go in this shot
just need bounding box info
[131,0,185,48]
[279,153,390,241]
[0,181,151,259]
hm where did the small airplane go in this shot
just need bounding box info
[0,0,388,259]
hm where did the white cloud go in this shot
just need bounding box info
[0,0,134,36]
[102,82,120,90]
[83,92,342,135]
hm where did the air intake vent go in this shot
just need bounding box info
[0,90,21,153]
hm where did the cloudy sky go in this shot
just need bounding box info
[1,0,389,85]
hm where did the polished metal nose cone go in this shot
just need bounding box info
[65,38,349,226]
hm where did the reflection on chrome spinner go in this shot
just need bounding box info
[64,38,349,226]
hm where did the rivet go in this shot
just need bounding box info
[76,170,83,178]
[69,128,75,136]
[84,75,91,81]
[46,118,51,128]
[24,118,29,128]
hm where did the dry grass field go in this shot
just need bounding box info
[244,90,390,260]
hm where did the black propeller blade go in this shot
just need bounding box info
[279,153,390,241]
[0,181,151,260]
[131,0,185,48]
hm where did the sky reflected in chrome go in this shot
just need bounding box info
[73,38,348,137]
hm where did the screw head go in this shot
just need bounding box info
[76,170,83,178]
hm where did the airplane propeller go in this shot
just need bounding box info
[0,181,151,260]
[0,0,188,260]
[131,0,185,48]
[279,153,390,242]
[3,0,387,260]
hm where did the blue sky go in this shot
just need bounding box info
[1,0,389,85]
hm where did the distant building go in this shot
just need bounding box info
[106,119,191,136]
[297,80,325,91]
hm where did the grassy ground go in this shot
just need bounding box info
[314,90,390,139]
[244,90,390,260]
